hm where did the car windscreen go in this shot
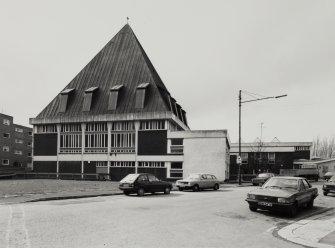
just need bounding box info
[263,178,298,190]
[258,173,270,178]
[329,175,335,182]
[325,172,334,176]
[186,174,201,179]
[120,174,139,183]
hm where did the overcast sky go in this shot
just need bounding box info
[1,0,335,142]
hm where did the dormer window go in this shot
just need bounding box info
[135,83,150,109]
[181,109,188,126]
[59,88,75,113]
[169,97,178,116]
[83,87,99,112]
[176,103,183,121]
[108,85,123,110]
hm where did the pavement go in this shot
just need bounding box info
[277,208,335,248]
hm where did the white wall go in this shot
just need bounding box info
[180,131,229,181]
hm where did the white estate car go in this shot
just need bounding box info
[176,173,220,191]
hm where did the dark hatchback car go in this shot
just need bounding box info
[324,172,335,181]
[119,173,173,196]
[323,175,335,196]
[246,176,318,217]
[251,173,275,186]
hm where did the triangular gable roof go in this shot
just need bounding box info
[32,24,187,128]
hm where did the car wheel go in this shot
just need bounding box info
[249,205,257,212]
[164,187,171,194]
[252,183,257,186]
[323,191,328,196]
[307,198,314,209]
[213,184,219,191]
[193,184,200,192]
[137,188,145,196]
[178,187,183,191]
[124,191,130,196]
[289,203,298,217]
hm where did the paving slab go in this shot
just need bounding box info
[278,209,335,248]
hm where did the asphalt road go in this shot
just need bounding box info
[0,183,333,248]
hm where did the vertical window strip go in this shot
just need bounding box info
[60,134,82,148]
[140,120,166,130]
[36,125,57,133]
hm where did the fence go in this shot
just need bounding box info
[13,173,110,181]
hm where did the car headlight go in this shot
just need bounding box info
[323,185,327,189]
[278,197,293,204]
[247,194,256,199]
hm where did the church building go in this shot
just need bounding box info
[30,24,230,181]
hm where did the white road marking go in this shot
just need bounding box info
[5,205,31,248]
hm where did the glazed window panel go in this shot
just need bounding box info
[36,125,57,133]
[60,134,82,148]
[140,120,165,130]
[111,133,135,148]
[61,124,82,132]
[2,159,9,165]
[3,119,10,125]
[111,122,135,131]
[85,133,108,148]
[138,162,165,168]
[110,161,135,167]
[86,123,107,132]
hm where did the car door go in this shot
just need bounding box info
[296,179,305,206]
[137,175,150,191]
[302,179,314,201]
[296,179,310,205]
[147,174,161,192]
[207,175,214,188]
[199,174,207,189]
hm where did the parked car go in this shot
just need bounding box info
[246,176,318,217]
[251,173,275,186]
[119,173,172,196]
[323,172,335,181]
[323,175,335,196]
[176,173,220,191]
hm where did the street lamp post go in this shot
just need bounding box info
[238,91,287,185]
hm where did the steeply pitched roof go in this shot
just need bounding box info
[32,24,187,127]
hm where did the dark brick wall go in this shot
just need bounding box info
[34,133,57,156]
[84,161,97,173]
[294,151,310,160]
[33,161,57,173]
[138,130,167,155]
[110,167,135,181]
[59,161,81,173]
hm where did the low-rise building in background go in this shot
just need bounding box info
[230,140,312,181]
[0,113,32,169]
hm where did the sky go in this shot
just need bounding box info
[1,0,335,143]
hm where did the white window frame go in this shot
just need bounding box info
[15,139,23,144]
[14,150,23,155]
[3,119,10,125]
[15,127,23,133]
[2,159,9,165]
[3,146,10,152]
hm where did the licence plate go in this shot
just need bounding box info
[258,202,273,207]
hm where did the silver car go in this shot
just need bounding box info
[176,173,220,191]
